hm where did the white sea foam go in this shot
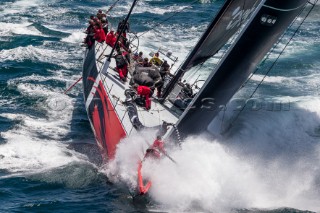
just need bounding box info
[8,73,64,85]
[104,130,156,188]
[1,84,74,140]
[104,97,320,212]
[0,131,85,174]
[0,45,71,67]
[137,4,191,15]
[136,23,204,74]
[3,0,44,14]
[0,22,43,37]
[61,31,86,44]
[111,2,191,17]
[4,68,78,140]
[249,73,320,96]
[0,82,83,175]
[200,0,217,3]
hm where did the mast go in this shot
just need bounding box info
[161,0,262,101]
[174,0,308,138]
[106,0,138,63]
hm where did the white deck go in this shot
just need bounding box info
[93,42,181,136]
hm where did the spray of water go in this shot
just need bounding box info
[106,100,320,212]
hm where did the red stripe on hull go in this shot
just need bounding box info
[91,81,126,160]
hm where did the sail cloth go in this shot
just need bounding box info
[175,0,309,138]
[183,0,262,70]
[162,0,263,100]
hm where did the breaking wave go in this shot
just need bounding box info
[106,99,320,212]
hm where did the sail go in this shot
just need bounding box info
[184,0,263,70]
[161,0,263,100]
[174,0,308,138]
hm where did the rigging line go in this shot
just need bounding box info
[137,0,200,38]
[308,0,318,6]
[221,2,316,134]
[106,0,121,14]
[185,62,204,82]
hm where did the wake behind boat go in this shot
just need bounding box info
[79,0,317,196]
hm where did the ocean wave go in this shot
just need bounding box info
[0,45,71,66]
[1,0,45,15]
[0,22,43,37]
[0,131,86,174]
[61,31,86,44]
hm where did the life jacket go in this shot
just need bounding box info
[100,29,106,42]
[152,139,164,152]
[106,32,115,47]
[150,57,163,66]
[137,85,151,97]
[94,27,106,43]
[145,139,165,159]
[137,86,152,110]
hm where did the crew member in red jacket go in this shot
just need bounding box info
[138,135,166,195]
[134,84,152,110]
[83,20,95,48]
[106,30,116,47]
[115,50,130,81]
[93,21,106,43]
[145,135,165,159]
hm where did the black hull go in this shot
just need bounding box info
[82,43,126,161]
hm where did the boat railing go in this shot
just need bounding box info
[94,41,131,135]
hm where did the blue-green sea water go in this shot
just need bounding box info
[0,0,320,212]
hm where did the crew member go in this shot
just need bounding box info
[83,19,95,48]
[157,60,170,97]
[182,83,193,97]
[115,50,130,82]
[160,60,170,78]
[106,30,116,47]
[133,51,143,62]
[116,36,129,52]
[157,121,172,137]
[148,65,163,98]
[142,57,152,67]
[93,20,106,43]
[117,19,130,38]
[138,135,166,195]
[149,52,163,66]
[144,135,166,159]
[96,9,106,20]
[101,17,108,34]
[133,84,153,110]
